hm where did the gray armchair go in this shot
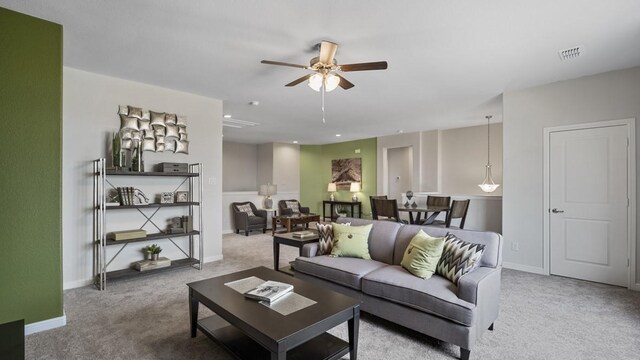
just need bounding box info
[277,199,310,216]
[231,201,267,236]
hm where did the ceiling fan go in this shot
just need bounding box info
[261,41,388,92]
[261,41,388,123]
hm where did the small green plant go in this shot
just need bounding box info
[144,244,162,254]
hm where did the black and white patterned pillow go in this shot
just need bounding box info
[285,201,300,214]
[436,233,485,284]
[316,222,351,255]
[236,204,254,216]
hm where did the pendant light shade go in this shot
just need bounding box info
[478,115,500,193]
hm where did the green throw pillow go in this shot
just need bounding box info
[330,223,373,259]
[400,230,445,279]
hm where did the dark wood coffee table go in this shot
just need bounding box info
[188,266,360,360]
[272,214,321,235]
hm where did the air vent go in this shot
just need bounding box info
[558,46,583,61]
[222,118,259,129]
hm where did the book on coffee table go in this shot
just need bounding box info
[244,281,293,303]
[292,230,315,239]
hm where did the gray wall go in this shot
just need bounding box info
[223,141,258,191]
[387,146,413,201]
[503,66,639,286]
[440,123,503,196]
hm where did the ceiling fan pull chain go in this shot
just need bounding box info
[322,81,326,123]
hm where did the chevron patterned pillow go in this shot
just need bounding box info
[436,233,485,284]
[316,222,350,255]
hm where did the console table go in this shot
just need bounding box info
[322,200,362,222]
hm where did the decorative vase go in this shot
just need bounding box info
[151,253,159,261]
[112,132,123,168]
[131,141,144,172]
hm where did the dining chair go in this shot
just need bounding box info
[432,199,470,229]
[369,195,388,219]
[426,195,451,208]
[371,198,405,223]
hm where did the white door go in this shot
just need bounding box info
[549,125,628,286]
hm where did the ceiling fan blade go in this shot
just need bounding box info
[261,60,308,69]
[319,41,338,64]
[340,61,388,72]
[285,74,312,87]
[336,75,355,90]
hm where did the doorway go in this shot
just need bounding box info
[387,146,413,202]
[544,119,635,288]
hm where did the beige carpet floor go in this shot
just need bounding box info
[25,232,640,359]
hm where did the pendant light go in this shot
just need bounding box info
[478,115,500,193]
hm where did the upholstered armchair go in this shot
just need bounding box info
[277,199,310,216]
[231,201,267,236]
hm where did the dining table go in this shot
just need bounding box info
[397,205,450,225]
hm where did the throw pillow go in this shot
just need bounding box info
[400,230,445,279]
[316,222,351,255]
[235,203,255,217]
[330,223,372,259]
[436,233,485,284]
[285,201,300,214]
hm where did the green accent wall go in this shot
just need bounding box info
[300,138,377,218]
[0,7,63,325]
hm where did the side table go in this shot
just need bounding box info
[273,231,319,275]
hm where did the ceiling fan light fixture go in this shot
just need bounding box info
[308,74,323,91]
[324,74,340,92]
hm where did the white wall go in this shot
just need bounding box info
[257,143,273,187]
[387,146,413,201]
[223,141,258,191]
[503,66,639,286]
[420,130,440,192]
[272,143,301,193]
[440,123,503,196]
[62,67,223,289]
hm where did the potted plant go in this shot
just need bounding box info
[144,244,162,261]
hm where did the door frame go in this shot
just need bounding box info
[543,118,637,290]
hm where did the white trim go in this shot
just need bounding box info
[204,254,223,263]
[503,262,547,275]
[25,313,66,335]
[64,279,93,290]
[222,190,299,196]
[222,229,234,235]
[543,118,636,289]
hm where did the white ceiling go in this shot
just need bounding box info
[3,0,640,144]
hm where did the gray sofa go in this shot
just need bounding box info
[293,217,503,360]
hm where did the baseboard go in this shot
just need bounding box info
[629,282,640,291]
[222,229,234,234]
[503,262,547,275]
[64,278,94,290]
[204,255,223,263]
[25,313,66,335]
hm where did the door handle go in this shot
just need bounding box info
[551,208,564,214]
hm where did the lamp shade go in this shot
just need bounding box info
[258,184,277,196]
[350,182,361,192]
[324,74,340,92]
[327,183,337,192]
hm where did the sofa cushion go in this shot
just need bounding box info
[294,256,387,290]
[362,265,476,326]
[400,230,445,279]
[331,223,372,259]
[393,224,503,268]
[436,233,485,285]
[337,217,401,265]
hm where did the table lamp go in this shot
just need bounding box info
[258,183,277,209]
[350,182,361,202]
[327,183,337,201]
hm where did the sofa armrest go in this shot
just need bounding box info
[457,266,502,332]
[300,243,319,257]
[233,211,249,228]
[254,209,267,218]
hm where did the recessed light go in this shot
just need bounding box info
[223,114,232,118]
[336,134,341,137]
[397,130,404,134]
[249,101,260,106]
[293,140,298,144]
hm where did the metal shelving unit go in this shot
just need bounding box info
[93,158,203,290]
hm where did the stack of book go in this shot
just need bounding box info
[117,187,136,205]
[292,230,316,239]
[132,257,171,271]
